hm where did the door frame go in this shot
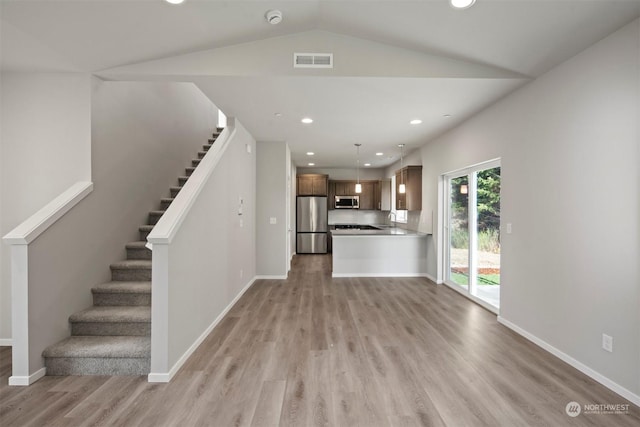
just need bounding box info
[441,158,501,314]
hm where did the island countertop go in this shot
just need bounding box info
[330,226,428,236]
[331,225,428,277]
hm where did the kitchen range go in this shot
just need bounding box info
[333,224,381,231]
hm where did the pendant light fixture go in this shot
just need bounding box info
[354,144,362,194]
[398,144,406,194]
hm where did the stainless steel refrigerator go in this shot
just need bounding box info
[296,196,328,254]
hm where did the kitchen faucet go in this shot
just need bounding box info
[388,211,396,225]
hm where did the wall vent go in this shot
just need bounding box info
[294,53,333,68]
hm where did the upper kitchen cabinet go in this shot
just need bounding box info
[333,181,352,196]
[297,174,328,196]
[329,179,389,210]
[358,181,376,210]
[395,166,422,211]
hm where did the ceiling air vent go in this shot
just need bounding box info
[294,53,333,68]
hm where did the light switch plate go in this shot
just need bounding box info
[270,217,277,225]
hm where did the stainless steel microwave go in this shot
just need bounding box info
[335,195,359,209]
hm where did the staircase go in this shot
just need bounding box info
[42,128,224,376]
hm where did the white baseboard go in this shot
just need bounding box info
[332,273,429,278]
[424,273,440,284]
[8,367,46,386]
[0,339,13,347]
[148,277,257,383]
[497,316,640,407]
[254,275,288,280]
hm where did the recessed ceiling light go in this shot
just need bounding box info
[443,114,452,118]
[410,119,422,125]
[450,0,476,10]
[165,0,185,4]
[306,152,314,156]
[301,117,313,124]
[364,163,371,167]
[375,152,383,156]
[308,162,315,166]
[274,112,282,117]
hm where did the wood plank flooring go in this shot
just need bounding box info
[1,254,639,426]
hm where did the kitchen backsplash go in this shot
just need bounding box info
[329,210,389,225]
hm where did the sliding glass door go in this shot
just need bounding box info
[445,161,501,310]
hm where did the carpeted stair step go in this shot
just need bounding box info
[197,151,207,159]
[178,176,189,186]
[69,306,150,336]
[43,336,150,376]
[170,186,182,198]
[216,126,224,133]
[207,138,218,144]
[139,225,154,241]
[126,241,151,260]
[160,197,174,210]
[92,281,151,306]
[111,260,151,281]
[191,159,201,167]
[185,166,196,176]
[203,144,212,151]
[148,210,165,225]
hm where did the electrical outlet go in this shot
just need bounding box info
[602,334,613,352]
[506,223,512,234]
[270,217,277,225]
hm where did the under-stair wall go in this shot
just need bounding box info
[147,119,257,381]
[3,80,219,382]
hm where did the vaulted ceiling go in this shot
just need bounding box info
[2,0,639,167]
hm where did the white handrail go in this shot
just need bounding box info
[147,120,236,246]
[3,181,94,245]
[2,180,93,386]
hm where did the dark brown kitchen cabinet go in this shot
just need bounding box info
[327,181,336,210]
[334,181,353,196]
[395,166,422,211]
[297,174,328,196]
[358,181,376,210]
[329,180,384,210]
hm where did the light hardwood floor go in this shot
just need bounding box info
[1,254,639,426]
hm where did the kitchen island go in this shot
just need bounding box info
[331,226,428,277]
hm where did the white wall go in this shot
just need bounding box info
[5,80,218,373]
[0,69,4,344]
[256,142,289,277]
[166,121,256,369]
[328,210,387,225]
[0,72,92,341]
[415,20,640,398]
